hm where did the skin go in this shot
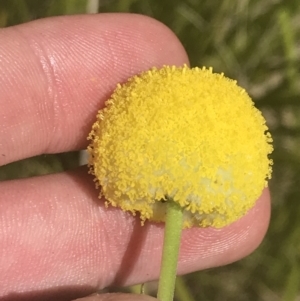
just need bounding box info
[0,14,271,301]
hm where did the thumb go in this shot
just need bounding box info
[73,293,157,301]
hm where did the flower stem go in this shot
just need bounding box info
[157,200,184,301]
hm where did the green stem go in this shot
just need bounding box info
[157,200,184,301]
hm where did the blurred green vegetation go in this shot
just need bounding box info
[0,0,299,300]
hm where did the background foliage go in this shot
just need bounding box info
[0,0,299,300]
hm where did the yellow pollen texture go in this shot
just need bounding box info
[88,65,273,228]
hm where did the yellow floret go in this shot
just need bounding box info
[87,65,273,228]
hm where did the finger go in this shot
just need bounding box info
[73,293,157,301]
[0,14,188,166]
[0,169,270,300]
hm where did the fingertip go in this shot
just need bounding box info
[1,13,189,164]
[100,13,189,63]
[178,188,271,273]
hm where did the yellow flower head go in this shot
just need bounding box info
[88,65,273,228]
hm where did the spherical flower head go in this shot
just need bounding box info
[87,65,273,228]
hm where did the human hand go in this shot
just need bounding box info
[0,14,271,301]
